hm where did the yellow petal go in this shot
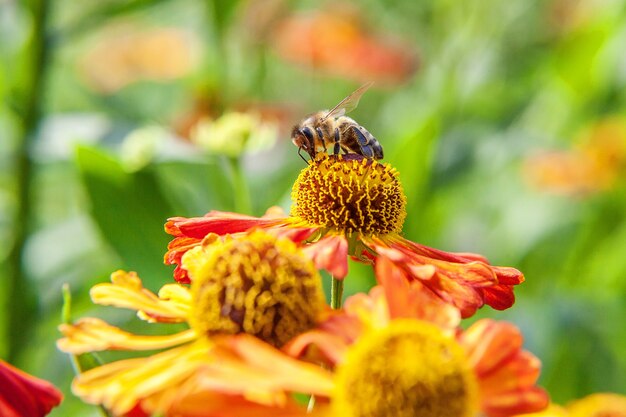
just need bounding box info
[72,340,210,415]
[90,270,190,322]
[57,317,196,353]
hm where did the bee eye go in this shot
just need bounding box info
[301,127,314,142]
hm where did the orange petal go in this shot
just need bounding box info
[167,391,316,417]
[461,319,523,376]
[284,329,349,366]
[220,334,335,397]
[376,256,461,330]
[481,387,549,417]
[302,235,349,279]
[57,317,196,353]
[479,351,542,395]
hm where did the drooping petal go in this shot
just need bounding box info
[301,235,349,279]
[367,236,524,317]
[0,360,62,417]
[90,270,190,322]
[57,318,196,354]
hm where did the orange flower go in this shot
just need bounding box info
[524,118,626,196]
[0,359,63,417]
[283,261,549,417]
[58,231,332,417]
[166,154,524,317]
[141,257,544,417]
[79,25,199,94]
[271,9,417,86]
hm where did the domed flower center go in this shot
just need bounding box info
[291,154,407,235]
[182,230,325,347]
[333,320,478,417]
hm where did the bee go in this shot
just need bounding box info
[291,82,383,162]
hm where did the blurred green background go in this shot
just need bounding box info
[1,0,626,415]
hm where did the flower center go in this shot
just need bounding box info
[182,230,325,347]
[333,320,477,417]
[291,154,407,235]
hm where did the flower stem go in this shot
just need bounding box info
[227,156,252,214]
[5,0,50,362]
[330,276,344,310]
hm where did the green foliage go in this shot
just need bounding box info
[76,146,174,285]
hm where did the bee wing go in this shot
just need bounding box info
[321,82,373,122]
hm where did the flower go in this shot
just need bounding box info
[57,230,331,416]
[165,154,525,317]
[78,25,199,94]
[283,259,549,417]
[0,359,63,417]
[271,8,418,86]
[523,117,626,196]
[144,258,546,417]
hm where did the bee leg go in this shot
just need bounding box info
[297,146,309,164]
[333,128,341,156]
[316,127,327,153]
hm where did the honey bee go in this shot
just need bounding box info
[291,82,383,162]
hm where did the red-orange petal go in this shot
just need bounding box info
[368,236,524,317]
[164,210,292,283]
[0,360,62,417]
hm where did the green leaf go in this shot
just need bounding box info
[76,145,174,287]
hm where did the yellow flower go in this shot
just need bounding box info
[57,231,330,416]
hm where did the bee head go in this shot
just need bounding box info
[291,126,315,150]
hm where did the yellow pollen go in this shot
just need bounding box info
[333,320,478,417]
[291,154,407,235]
[182,230,325,347]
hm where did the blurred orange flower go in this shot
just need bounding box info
[271,9,418,86]
[0,359,63,417]
[524,118,626,196]
[79,26,200,94]
[166,155,524,317]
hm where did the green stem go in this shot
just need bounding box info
[5,0,50,362]
[227,156,252,214]
[330,276,344,310]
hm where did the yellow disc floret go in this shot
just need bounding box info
[291,154,407,235]
[182,230,325,347]
[333,320,478,417]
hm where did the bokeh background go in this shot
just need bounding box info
[1,0,626,415]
